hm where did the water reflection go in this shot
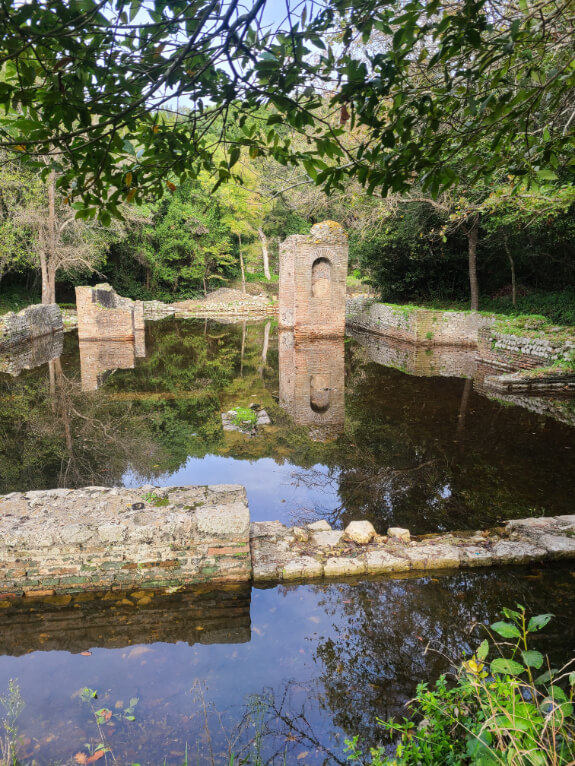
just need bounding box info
[79,334,146,391]
[1,319,575,532]
[0,565,572,765]
[0,329,63,376]
[279,330,345,441]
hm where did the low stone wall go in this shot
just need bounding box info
[346,299,494,346]
[0,485,251,597]
[251,515,575,583]
[1,484,575,596]
[0,304,62,351]
[143,300,176,320]
[477,327,575,371]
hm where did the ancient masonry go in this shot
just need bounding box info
[279,221,348,338]
[76,283,145,343]
[1,485,574,597]
[346,298,494,346]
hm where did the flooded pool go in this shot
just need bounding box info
[1,319,574,533]
[0,318,574,763]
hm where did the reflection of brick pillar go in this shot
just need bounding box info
[76,284,143,341]
[79,339,140,391]
[279,221,348,338]
[279,331,345,441]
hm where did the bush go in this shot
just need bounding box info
[346,606,575,765]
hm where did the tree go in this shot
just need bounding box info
[15,171,113,303]
[0,0,572,222]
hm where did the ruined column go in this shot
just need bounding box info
[279,221,348,338]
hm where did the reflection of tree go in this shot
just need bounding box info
[0,355,165,492]
[310,567,575,746]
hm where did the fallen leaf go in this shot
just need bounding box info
[74,754,88,765]
[86,751,106,764]
[81,651,92,656]
[297,752,309,760]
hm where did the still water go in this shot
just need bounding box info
[0,318,574,764]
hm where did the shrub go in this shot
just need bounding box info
[346,606,575,765]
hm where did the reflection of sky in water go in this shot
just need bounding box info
[123,456,342,525]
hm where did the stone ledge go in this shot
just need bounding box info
[250,515,575,583]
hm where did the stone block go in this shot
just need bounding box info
[460,546,493,567]
[344,521,376,544]
[307,520,332,532]
[365,550,409,574]
[323,557,366,577]
[534,534,575,558]
[281,557,323,580]
[387,527,410,542]
[195,502,250,539]
[311,530,344,548]
[402,544,460,570]
[489,541,547,564]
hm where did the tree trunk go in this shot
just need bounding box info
[258,321,271,376]
[503,232,517,307]
[43,171,57,305]
[467,215,479,311]
[258,228,271,280]
[238,233,246,293]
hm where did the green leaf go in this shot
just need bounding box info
[477,640,489,661]
[490,658,525,676]
[521,650,544,669]
[491,621,521,638]
[527,613,553,632]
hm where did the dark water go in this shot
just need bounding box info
[1,319,574,532]
[1,319,575,764]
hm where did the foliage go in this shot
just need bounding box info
[231,406,258,430]
[345,606,575,765]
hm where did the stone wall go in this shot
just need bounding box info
[477,327,575,370]
[76,284,145,341]
[346,299,494,346]
[0,304,63,351]
[279,221,348,338]
[348,328,477,379]
[279,331,345,440]
[0,485,251,597]
[1,484,575,595]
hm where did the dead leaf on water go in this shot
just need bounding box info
[81,651,92,656]
[252,626,264,637]
[308,616,320,624]
[297,752,309,760]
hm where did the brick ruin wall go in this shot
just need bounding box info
[0,485,251,597]
[346,299,495,346]
[76,284,145,341]
[279,221,348,338]
[0,304,63,352]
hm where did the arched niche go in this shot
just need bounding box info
[310,373,331,413]
[311,257,332,299]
